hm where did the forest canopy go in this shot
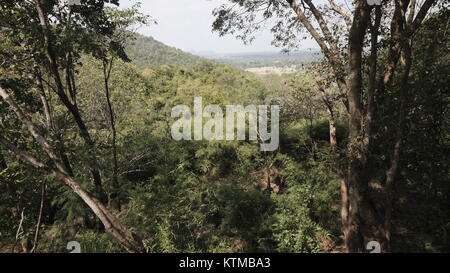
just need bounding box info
[0,0,448,254]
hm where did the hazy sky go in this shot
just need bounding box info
[119,0,318,54]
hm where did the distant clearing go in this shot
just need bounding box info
[245,66,298,75]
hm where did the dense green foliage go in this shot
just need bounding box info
[0,53,342,252]
[125,33,204,69]
[0,1,448,254]
[72,58,341,253]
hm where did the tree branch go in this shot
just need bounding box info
[329,0,352,30]
[286,0,348,93]
[0,86,142,253]
[366,5,382,146]
[286,0,331,54]
[408,0,436,33]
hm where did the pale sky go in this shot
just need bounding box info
[119,0,318,54]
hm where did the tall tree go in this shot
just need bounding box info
[0,0,144,252]
[212,0,440,252]
[99,3,151,210]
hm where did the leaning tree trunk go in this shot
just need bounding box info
[0,86,143,253]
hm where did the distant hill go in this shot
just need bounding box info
[206,51,323,70]
[125,33,205,69]
[124,33,322,73]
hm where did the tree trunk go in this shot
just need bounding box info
[31,182,46,253]
[328,115,337,151]
[12,208,25,253]
[103,59,120,211]
[366,6,382,147]
[36,73,75,176]
[0,86,143,253]
[318,83,349,249]
[35,0,106,202]
[57,173,142,253]
[384,42,412,252]
[345,2,387,252]
[339,173,350,249]
[317,83,338,152]
[292,0,436,253]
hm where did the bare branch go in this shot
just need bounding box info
[409,0,436,33]
[407,0,417,25]
[286,0,331,54]
[286,0,348,93]
[329,0,352,30]
[380,0,436,90]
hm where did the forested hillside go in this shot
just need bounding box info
[0,0,448,254]
[125,33,204,69]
